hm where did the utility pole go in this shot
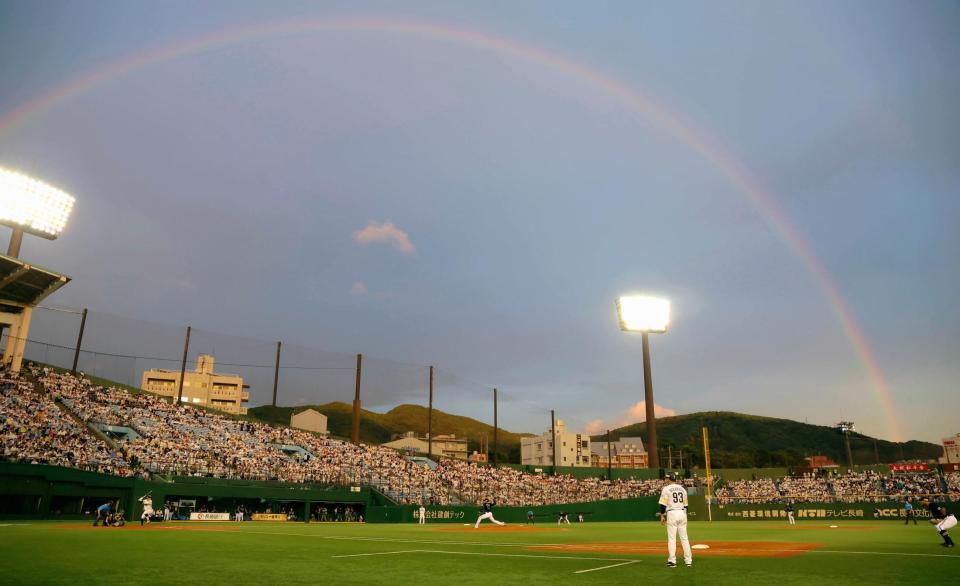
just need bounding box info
[551,410,557,475]
[271,341,282,407]
[493,388,498,465]
[428,366,434,459]
[703,427,713,521]
[176,326,191,403]
[845,431,854,468]
[352,354,362,444]
[606,429,613,480]
[70,308,88,374]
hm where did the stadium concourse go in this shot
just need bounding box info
[0,365,955,510]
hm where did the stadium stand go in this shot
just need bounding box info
[2,366,953,507]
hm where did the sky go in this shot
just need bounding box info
[0,0,957,443]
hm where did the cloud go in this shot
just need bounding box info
[584,419,605,435]
[585,401,677,436]
[352,220,415,254]
[626,400,677,422]
[349,281,367,295]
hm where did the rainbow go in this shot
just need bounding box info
[0,18,905,440]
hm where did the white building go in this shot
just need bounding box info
[520,420,591,467]
[290,409,328,436]
[382,432,468,460]
[141,354,248,415]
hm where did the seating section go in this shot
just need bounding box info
[3,367,953,506]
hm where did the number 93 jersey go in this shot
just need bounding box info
[659,483,688,512]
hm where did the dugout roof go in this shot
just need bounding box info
[0,253,70,310]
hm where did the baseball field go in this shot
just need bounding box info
[0,520,955,585]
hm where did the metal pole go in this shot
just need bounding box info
[493,388,498,465]
[845,431,854,468]
[551,410,557,475]
[606,429,613,480]
[668,445,673,470]
[6,227,23,258]
[70,308,88,374]
[428,366,434,459]
[176,326,191,403]
[352,354,362,444]
[641,332,659,469]
[272,341,282,406]
[703,426,713,522]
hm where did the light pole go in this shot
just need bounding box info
[0,167,75,371]
[616,294,671,470]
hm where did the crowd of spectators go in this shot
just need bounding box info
[714,469,947,504]
[715,478,780,504]
[882,471,942,498]
[946,472,960,496]
[828,470,884,502]
[435,458,663,506]
[1,371,130,476]
[3,367,956,507]
[778,474,831,502]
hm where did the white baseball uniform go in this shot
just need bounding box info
[475,503,505,528]
[139,496,154,523]
[937,514,957,532]
[659,483,692,566]
[418,506,426,525]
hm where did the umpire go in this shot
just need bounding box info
[904,498,917,526]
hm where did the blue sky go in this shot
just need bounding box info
[0,1,957,443]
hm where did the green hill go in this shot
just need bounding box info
[247,402,530,462]
[593,411,942,468]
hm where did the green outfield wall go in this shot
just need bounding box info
[1,463,950,523]
[685,496,936,521]
[0,463,369,521]
[367,496,662,524]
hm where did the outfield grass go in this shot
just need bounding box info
[0,520,955,585]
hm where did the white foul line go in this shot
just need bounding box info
[332,550,420,558]
[573,560,641,574]
[333,549,634,563]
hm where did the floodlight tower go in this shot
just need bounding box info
[0,167,75,370]
[616,294,671,470]
[0,167,75,258]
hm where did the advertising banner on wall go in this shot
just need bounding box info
[251,513,288,521]
[189,512,231,521]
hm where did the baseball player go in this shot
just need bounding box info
[659,478,692,568]
[474,501,505,528]
[526,510,535,525]
[138,493,154,526]
[785,503,795,526]
[557,511,571,525]
[418,504,426,525]
[920,497,956,548]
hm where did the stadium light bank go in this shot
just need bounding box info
[616,294,670,470]
[0,166,75,372]
[0,166,75,258]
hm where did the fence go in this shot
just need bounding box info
[3,305,615,469]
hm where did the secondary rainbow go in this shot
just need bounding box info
[0,18,905,441]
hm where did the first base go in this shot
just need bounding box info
[691,544,710,550]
